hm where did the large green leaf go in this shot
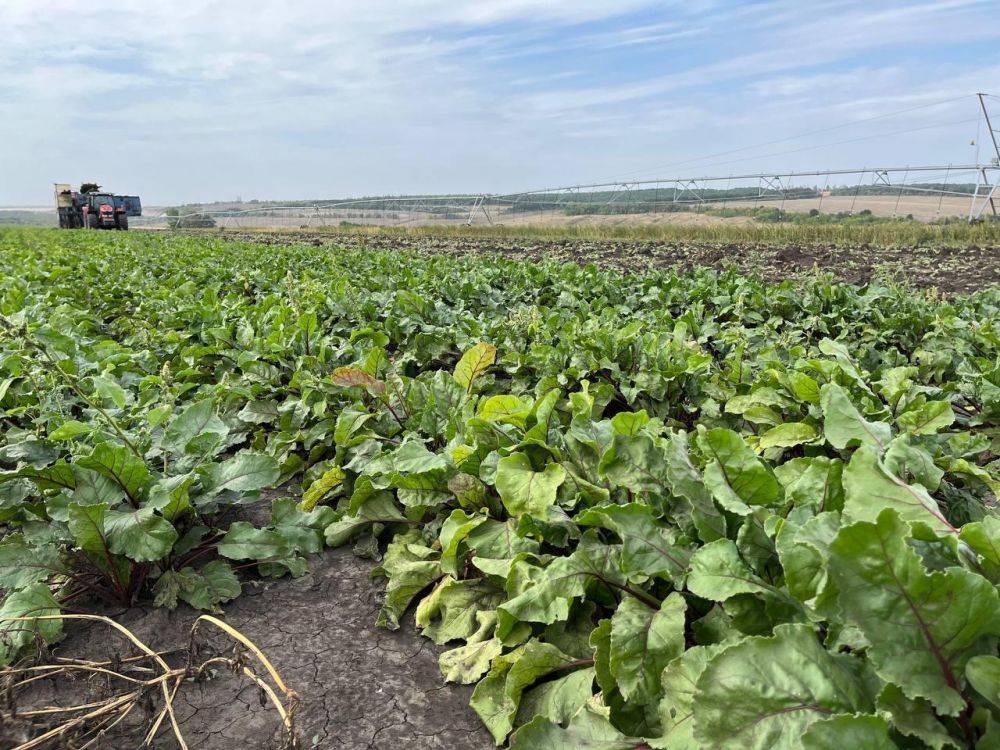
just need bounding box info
[774,511,840,608]
[466,517,540,570]
[662,431,726,543]
[598,433,671,495]
[200,452,280,496]
[237,399,280,425]
[390,437,449,473]
[454,341,497,392]
[841,447,956,535]
[966,655,1000,709]
[471,639,583,744]
[896,399,954,436]
[0,583,63,665]
[66,501,110,556]
[217,522,292,561]
[323,492,407,546]
[773,456,844,512]
[884,435,943,491]
[610,593,685,702]
[270,497,334,555]
[479,394,532,428]
[693,623,875,749]
[829,509,1000,715]
[162,399,228,454]
[374,532,443,629]
[687,539,775,603]
[72,466,126,507]
[48,419,92,441]
[498,533,624,638]
[959,516,1000,582]
[496,453,566,518]
[821,383,890,451]
[800,715,896,750]
[153,560,241,612]
[77,442,152,504]
[147,474,194,521]
[516,667,596,728]
[653,643,727,750]
[105,507,178,562]
[875,683,956,750]
[698,428,781,514]
[576,503,692,583]
[758,422,819,451]
[510,700,643,749]
[0,536,64,590]
[415,576,503,644]
[439,509,487,576]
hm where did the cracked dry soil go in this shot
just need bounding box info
[13,548,494,750]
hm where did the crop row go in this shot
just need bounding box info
[0,228,997,748]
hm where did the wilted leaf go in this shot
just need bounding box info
[331,366,386,395]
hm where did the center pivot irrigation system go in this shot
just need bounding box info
[156,93,1000,229]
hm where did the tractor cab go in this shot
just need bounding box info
[85,193,120,229]
[55,182,140,230]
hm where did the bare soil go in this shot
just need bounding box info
[7,547,493,750]
[218,231,1000,294]
[501,210,755,227]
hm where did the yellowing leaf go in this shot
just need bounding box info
[453,342,497,392]
[300,466,346,511]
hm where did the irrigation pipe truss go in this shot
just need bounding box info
[158,163,999,226]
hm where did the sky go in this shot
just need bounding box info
[1,0,999,205]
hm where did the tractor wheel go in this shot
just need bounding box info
[88,214,99,230]
[118,216,129,231]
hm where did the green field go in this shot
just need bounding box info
[1,227,998,748]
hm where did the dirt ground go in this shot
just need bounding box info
[500,210,755,227]
[497,196,977,225]
[217,230,1000,294]
[5,546,493,750]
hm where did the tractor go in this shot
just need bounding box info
[54,183,142,230]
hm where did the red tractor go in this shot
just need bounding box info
[54,183,142,230]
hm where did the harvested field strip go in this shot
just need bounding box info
[169,213,1000,245]
[197,229,1000,293]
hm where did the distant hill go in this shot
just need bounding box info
[0,209,57,227]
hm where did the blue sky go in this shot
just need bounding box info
[2,0,998,205]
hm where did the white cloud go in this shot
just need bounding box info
[0,0,997,203]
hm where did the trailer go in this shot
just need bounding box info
[54,183,142,230]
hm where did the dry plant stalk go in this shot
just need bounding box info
[0,613,300,750]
